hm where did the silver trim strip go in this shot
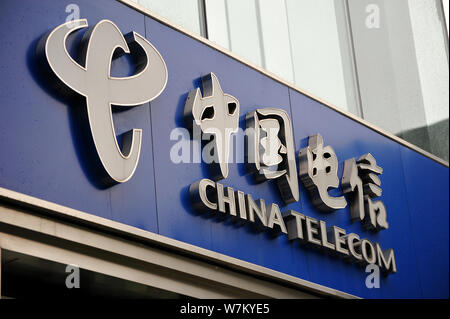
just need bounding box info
[116,0,449,168]
[0,186,358,299]
[0,212,315,298]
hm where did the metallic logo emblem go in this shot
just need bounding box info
[37,19,168,184]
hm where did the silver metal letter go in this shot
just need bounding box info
[246,108,299,204]
[305,216,322,246]
[331,226,349,256]
[184,73,240,180]
[319,221,335,251]
[267,203,287,234]
[235,190,247,220]
[245,194,267,228]
[342,158,365,221]
[283,210,306,241]
[217,183,236,216]
[345,233,363,261]
[361,239,377,264]
[376,243,397,274]
[299,134,347,211]
[342,153,389,230]
[189,179,217,212]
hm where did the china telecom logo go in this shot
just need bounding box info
[37,19,168,184]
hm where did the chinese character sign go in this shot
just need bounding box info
[342,153,389,230]
[298,134,347,212]
[246,108,299,204]
[183,73,388,232]
[184,73,240,180]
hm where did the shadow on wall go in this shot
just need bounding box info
[398,119,449,162]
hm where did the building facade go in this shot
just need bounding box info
[0,0,448,299]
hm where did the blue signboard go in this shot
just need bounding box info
[0,0,448,298]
